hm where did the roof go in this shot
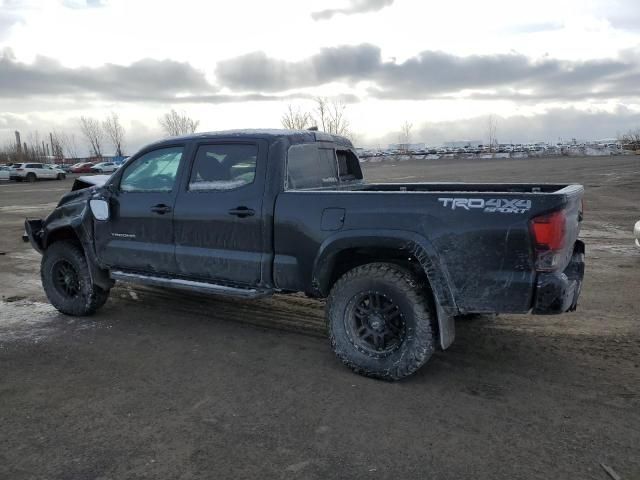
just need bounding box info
[145,129,353,149]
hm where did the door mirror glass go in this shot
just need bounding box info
[90,199,109,221]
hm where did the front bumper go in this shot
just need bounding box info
[23,219,44,254]
[532,240,585,314]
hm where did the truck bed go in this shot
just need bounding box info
[273,181,584,315]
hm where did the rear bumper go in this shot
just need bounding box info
[532,240,585,314]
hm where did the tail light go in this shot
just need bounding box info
[531,210,567,271]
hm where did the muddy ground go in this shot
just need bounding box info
[0,155,638,479]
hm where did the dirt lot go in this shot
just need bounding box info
[1,156,639,479]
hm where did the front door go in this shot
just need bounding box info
[173,141,267,286]
[95,145,186,274]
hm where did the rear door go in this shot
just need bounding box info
[172,140,267,286]
[95,145,187,274]
[43,165,56,178]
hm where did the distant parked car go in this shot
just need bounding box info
[46,164,69,172]
[90,162,118,173]
[70,162,95,173]
[58,164,73,173]
[9,163,65,182]
[0,165,10,181]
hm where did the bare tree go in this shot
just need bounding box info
[313,97,351,137]
[486,115,498,153]
[619,128,640,151]
[55,131,80,160]
[79,116,105,158]
[49,132,64,161]
[103,112,126,157]
[281,104,312,130]
[26,131,46,161]
[399,121,413,152]
[0,140,19,164]
[159,109,199,136]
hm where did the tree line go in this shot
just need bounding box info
[0,109,200,164]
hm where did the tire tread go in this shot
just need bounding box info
[326,262,435,380]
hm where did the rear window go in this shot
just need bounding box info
[286,144,362,189]
[286,144,338,189]
[336,149,362,182]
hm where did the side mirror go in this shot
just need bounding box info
[89,199,110,221]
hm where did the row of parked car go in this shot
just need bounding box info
[0,161,121,182]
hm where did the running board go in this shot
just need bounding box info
[110,271,273,299]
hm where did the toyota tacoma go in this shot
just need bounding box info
[24,129,585,380]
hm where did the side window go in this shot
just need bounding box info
[336,149,363,181]
[188,144,257,191]
[286,144,338,189]
[120,146,183,193]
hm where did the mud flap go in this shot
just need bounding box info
[436,301,455,350]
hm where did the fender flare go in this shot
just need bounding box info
[312,229,458,349]
[39,203,113,290]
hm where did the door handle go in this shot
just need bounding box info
[151,204,172,214]
[228,206,255,218]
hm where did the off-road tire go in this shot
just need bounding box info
[326,262,435,381]
[26,173,36,182]
[41,241,110,316]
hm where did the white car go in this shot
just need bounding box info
[90,162,118,173]
[0,165,10,181]
[634,221,640,248]
[9,162,66,182]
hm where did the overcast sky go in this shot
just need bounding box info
[1,0,640,153]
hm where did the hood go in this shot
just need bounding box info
[72,174,111,191]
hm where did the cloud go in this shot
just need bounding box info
[215,43,640,102]
[596,0,640,31]
[0,0,27,40]
[216,44,381,92]
[62,0,107,8]
[0,49,353,104]
[0,49,215,101]
[377,107,640,146]
[312,0,394,20]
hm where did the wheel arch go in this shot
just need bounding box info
[312,230,458,314]
[41,213,113,291]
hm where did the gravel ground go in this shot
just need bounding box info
[0,155,638,480]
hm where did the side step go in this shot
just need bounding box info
[110,271,273,299]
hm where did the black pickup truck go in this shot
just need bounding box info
[24,129,585,380]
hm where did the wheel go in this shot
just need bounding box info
[326,263,435,380]
[56,173,65,180]
[41,241,110,316]
[26,173,36,182]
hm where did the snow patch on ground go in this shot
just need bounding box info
[0,300,60,343]
[0,202,57,214]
